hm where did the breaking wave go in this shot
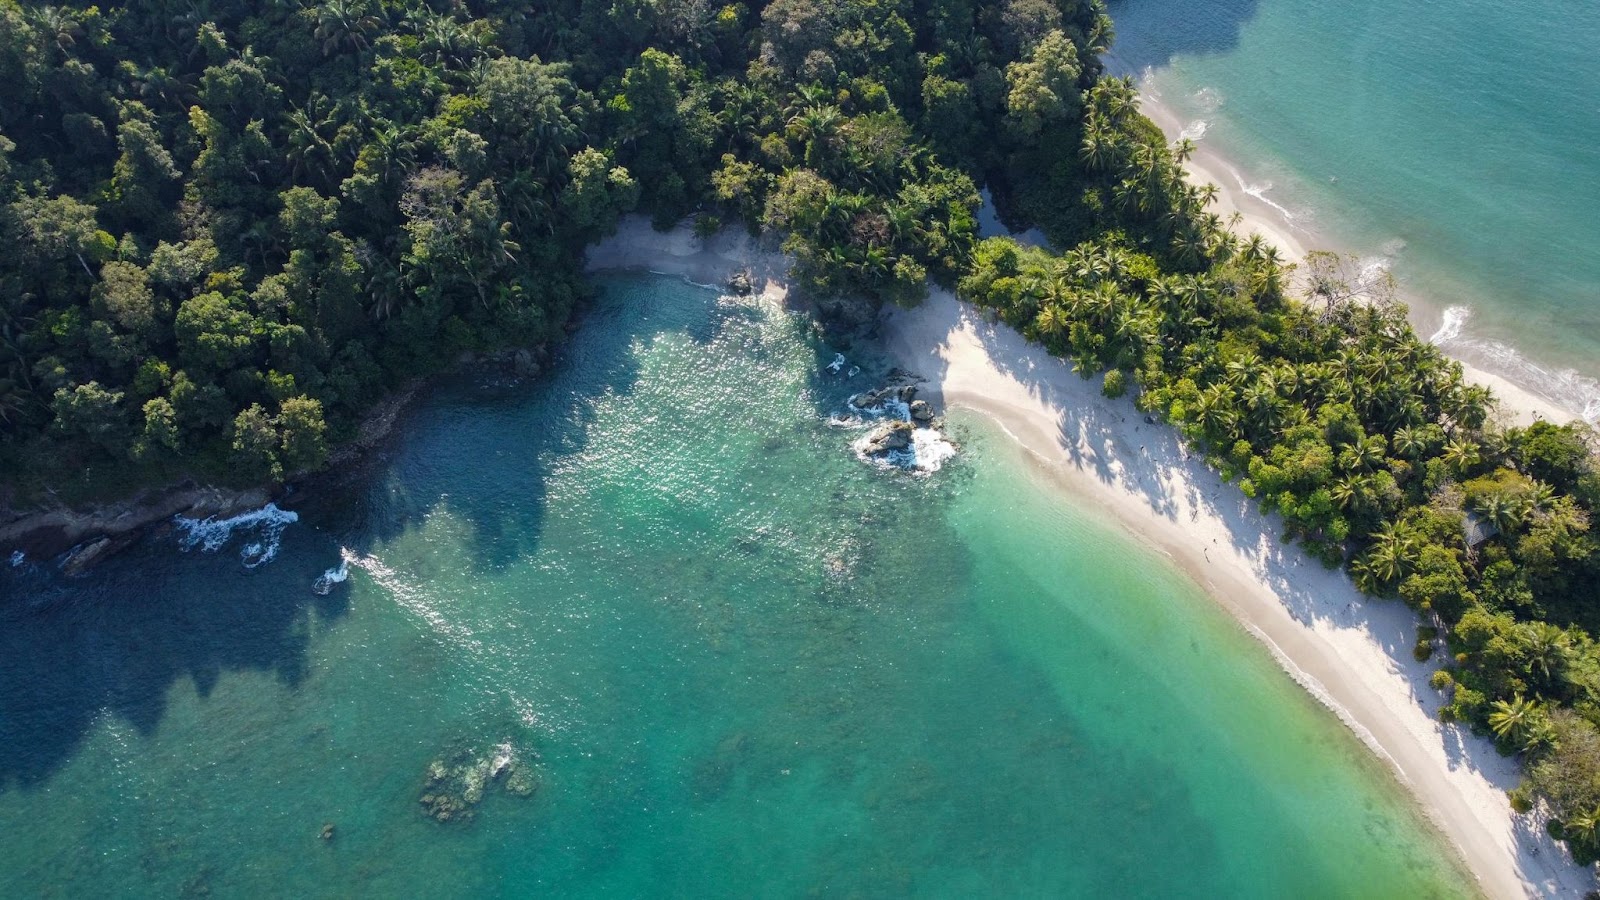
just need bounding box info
[174,503,299,568]
[313,553,351,595]
[843,388,958,475]
[1428,305,1600,422]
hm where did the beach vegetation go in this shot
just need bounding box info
[3,0,1598,870]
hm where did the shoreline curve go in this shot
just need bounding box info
[587,217,1598,898]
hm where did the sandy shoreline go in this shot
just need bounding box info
[1128,79,1583,430]
[587,218,1597,897]
[883,291,1594,899]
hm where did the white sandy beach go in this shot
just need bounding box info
[587,217,1597,897]
[1133,86,1581,430]
[882,290,1595,899]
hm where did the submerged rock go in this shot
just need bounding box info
[319,822,335,841]
[418,740,536,824]
[504,767,539,798]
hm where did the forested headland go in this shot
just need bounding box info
[3,0,1600,871]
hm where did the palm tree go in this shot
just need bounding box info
[315,0,382,56]
[1392,426,1428,461]
[415,12,485,69]
[1474,492,1526,535]
[1225,353,1263,387]
[1442,436,1481,477]
[1520,621,1572,685]
[788,104,842,169]
[1036,303,1069,341]
[1562,807,1600,850]
[286,103,338,189]
[1330,475,1361,510]
[1345,437,1386,473]
[1194,384,1236,437]
[1365,521,1418,586]
[1488,695,1539,747]
[35,6,84,53]
[1172,227,1209,267]
[1084,12,1115,59]
[1528,482,1557,516]
[1079,128,1111,173]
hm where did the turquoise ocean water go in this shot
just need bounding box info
[1108,0,1600,419]
[0,276,1472,896]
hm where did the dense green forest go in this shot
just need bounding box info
[3,0,1599,871]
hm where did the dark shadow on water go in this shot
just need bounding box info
[0,273,746,791]
[0,527,348,790]
[1105,0,1262,73]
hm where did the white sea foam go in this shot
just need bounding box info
[1428,305,1471,345]
[1428,305,1600,423]
[907,428,959,472]
[313,554,351,595]
[1192,86,1225,113]
[826,353,847,374]
[844,389,957,475]
[174,503,299,568]
[852,426,959,475]
[1228,165,1300,224]
[1179,119,1210,141]
[9,550,24,568]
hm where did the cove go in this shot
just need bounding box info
[0,275,1472,897]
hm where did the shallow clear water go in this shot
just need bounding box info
[1109,0,1600,418]
[0,276,1472,897]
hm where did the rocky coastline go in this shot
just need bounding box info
[0,344,555,577]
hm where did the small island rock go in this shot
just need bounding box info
[862,421,914,455]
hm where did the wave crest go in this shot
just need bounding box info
[174,503,299,568]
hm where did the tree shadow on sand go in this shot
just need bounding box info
[887,292,1587,894]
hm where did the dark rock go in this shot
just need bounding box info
[727,270,754,295]
[896,385,917,403]
[861,421,914,455]
[909,400,935,423]
[812,293,881,335]
[61,537,113,575]
[850,389,884,408]
[512,349,540,378]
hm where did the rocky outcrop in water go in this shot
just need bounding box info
[860,421,915,455]
[844,373,957,473]
[419,741,538,824]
